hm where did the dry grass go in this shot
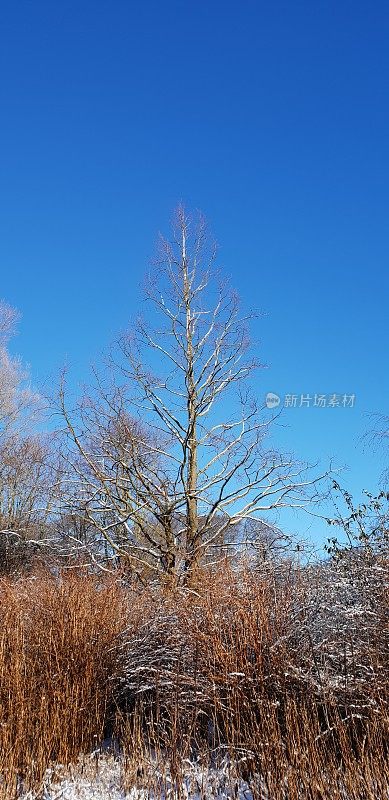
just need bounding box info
[0,571,128,796]
[0,563,387,798]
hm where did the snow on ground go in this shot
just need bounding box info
[21,752,261,800]
[23,755,125,800]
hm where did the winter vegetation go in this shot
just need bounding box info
[0,210,388,798]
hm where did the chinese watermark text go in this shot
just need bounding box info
[266,392,356,409]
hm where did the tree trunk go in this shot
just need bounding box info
[182,225,198,581]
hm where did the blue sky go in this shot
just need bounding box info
[0,1,388,545]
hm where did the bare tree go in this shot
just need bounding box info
[61,208,325,582]
[0,301,39,434]
[0,432,60,572]
[0,301,64,573]
[365,412,389,486]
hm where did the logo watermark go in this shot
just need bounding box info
[265,392,281,409]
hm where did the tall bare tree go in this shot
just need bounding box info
[61,209,325,582]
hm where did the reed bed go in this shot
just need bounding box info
[0,563,386,798]
[0,572,128,796]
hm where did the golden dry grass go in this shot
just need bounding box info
[0,564,386,798]
[0,571,128,796]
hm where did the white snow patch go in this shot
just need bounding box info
[20,752,264,800]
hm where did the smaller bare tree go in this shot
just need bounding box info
[0,301,60,573]
[365,412,389,486]
[0,301,40,434]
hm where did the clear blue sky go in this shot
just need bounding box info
[0,1,388,545]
